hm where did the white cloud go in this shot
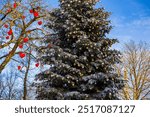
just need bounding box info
[132,17,150,27]
[108,15,150,51]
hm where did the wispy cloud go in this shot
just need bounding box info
[109,15,150,50]
[132,17,150,27]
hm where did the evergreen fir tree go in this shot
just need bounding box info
[35,0,124,100]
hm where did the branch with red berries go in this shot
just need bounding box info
[0,0,49,73]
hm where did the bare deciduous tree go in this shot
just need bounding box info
[0,0,49,100]
[0,0,48,73]
[116,41,150,100]
[0,67,22,100]
[0,77,6,99]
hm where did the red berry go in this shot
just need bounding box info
[19,52,26,58]
[23,37,29,43]
[35,63,40,67]
[38,21,42,25]
[8,29,13,35]
[22,15,26,19]
[18,66,21,70]
[29,9,33,13]
[13,2,17,8]
[7,8,11,13]
[33,11,39,17]
[4,24,8,28]
[6,36,9,40]
[19,44,23,49]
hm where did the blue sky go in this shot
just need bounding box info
[44,0,150,49]
[101,0,150,49]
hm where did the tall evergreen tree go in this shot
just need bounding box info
[35,0,124,100]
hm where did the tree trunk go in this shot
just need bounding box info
[23,50,31,100]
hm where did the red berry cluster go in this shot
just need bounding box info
[29,9,43,25]
[3,3,43,71]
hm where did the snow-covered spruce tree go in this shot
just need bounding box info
[35,0,124,100]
